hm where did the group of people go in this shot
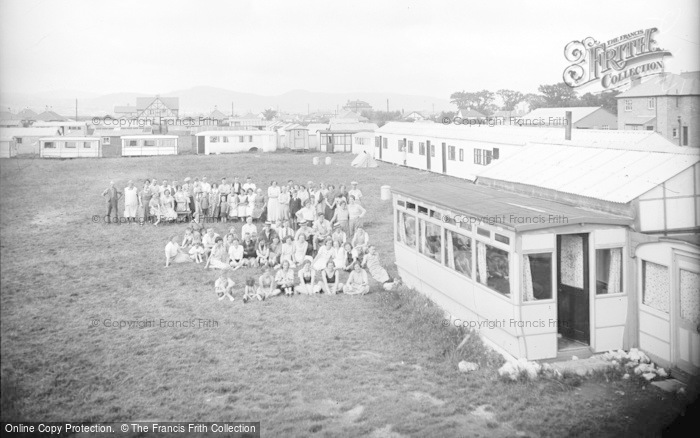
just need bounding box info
[102,177,367,234]
[162,184,398,301]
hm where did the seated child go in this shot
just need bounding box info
[257,267,279,300]
[189,243,205,263]
[275,260,295,296]
[214,273,235,301]
[242,275,256,303]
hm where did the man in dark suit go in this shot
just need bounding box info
[257,221,278,246]
[102,181,122,223]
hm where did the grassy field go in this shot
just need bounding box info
[0,152,694,437]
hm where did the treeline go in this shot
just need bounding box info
[449,83,620,117]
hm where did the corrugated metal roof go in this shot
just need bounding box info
[617,71,700,97]
[479,142,700,203]
[325,122,378,132]
[375,121,687,152]
[392,181,633,232]
[521,107,607,123]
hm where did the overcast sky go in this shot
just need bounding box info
[1,0,698,98]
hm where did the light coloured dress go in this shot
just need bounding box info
[267,186,281,222]
[278,191,290,220]
[161,195,178,220]
[364,253,390,283]
[237,194,248,217]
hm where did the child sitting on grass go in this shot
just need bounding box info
[215,273,235,301]
[189,243,205,263]
[257,266,279,300]
[242,275,257,303]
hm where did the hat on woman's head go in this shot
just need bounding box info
[184,177,191,182]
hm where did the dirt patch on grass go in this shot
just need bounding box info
[31,210,66,226]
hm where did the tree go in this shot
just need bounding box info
[449,90,495,115]
[524,93,545,111]
[361,110,402,127]
[263,108,277,121]
[537,83,579,107]
[497,89,524,111]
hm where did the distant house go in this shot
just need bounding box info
[35,110,69,122]
[403,111,431,122]
[229,113,268,130]
[284,124,309,151]
[33,121,88,135]
[121,135,178,156]
[455,108,487,120]
[136,96,179,119]
[0,136,16,158]
[0,127,62,155]
[342,100,372,113]
[194,131,276,155]
[92,128,153,157]
[40,137,101,158]
[16,109,39,121]
[0,120,24,128]
[520,107,617,129]
[209,108,229,122]
[114,105,138,118]
[332,110,368,122]
[616,71,699,147]
[319,121,378,153]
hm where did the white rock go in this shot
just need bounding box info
[458,361,479,372]
[572,356,579,361]
[657,368,668,378]
[622,373,630,379]
[642,372,656,381]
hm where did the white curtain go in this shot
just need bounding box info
[608,248,622,294]
[477,241,487,285]
[446,231,455,269]
[399,212,407,244]
[420,220,427,255]
[523,255,535,301]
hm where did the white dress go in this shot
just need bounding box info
[313,245,335,271]
[267,186,281,222]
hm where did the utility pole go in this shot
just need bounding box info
[386,99,389,113]
[75,98,78,120]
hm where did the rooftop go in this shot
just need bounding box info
[521,107,612,122]
[392,181,633,232]
[617,71,700,98]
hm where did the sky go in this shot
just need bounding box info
[0,0,698,99]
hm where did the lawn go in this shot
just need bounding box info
[0,152,693,437]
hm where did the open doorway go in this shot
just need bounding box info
[557,233,591,350]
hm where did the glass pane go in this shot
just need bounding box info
[523,253,552,301]
[643,261,669,313]
[560,235,584,288]
[419,219,442,262]
[397,212,416,247]
[445,230,472,278]
[680,269,700,326]
[476,242,510,296]
[596,248,623,294]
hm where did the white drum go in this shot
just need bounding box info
[380,185,391,201]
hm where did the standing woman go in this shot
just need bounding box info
[237,189,248,219]
[338,184,349,203]
[324,184,337,221]
[267,181,281,222]
[245,188,256,218]
[330,200,350,234]
[298,185,310,207]
[278,185,291,222]
[293,233,309,266]
[210,183,220,221]
[347,196,367,237]
[228,191,238,222]
[174,185,189,214]
[253,188,267,222]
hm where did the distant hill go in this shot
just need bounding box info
[0,87,452,117]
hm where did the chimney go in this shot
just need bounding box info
[565,111,572,140]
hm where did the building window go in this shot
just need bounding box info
[672,128,678,138]
[522,253,552,301]
[648,97,655,109]
[683,126,688,146]
[418,219,442,263]
[680,269,700,327]
[102,137,110,145]
[65,141,77,148]
[398,139,404,151]
[445,230,472,278]
[476,242,510,296]
[484,150,493,165]
[646,126,654,131]
[408,140,413,153]
[419,142,426,156]
[382,138,388,149]
[83,142,91,148]
[601,125,609,130]
[492,148,499,159]
[642,261,669,313]
[430,144,435,157]
[459,148,464,161]
[43,142,55,148]
[375,137,380,148]
[249,135,253,142]
[474,149,482,164]
[15,137,23,144]
[396,211,416,247]
[448,145,456,161]
[223,136,229,143]
[144,140,155,146]
[596,248,623,294]
[239,136,245,142]
[624,99,632,111]
[129,140,137,146]
[210,136,219,143]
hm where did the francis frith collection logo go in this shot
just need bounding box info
[563,28,672,89]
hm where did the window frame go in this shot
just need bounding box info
[625,99,632,111]
[521,251,555,303]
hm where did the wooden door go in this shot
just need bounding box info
[426,140,431,170]
[197,136,205,154]
[557,234,590,344]
[675,255,700,375]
